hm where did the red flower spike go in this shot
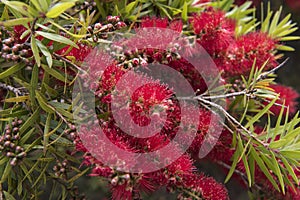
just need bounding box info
[173,173,229,200]
[55,43,92,62]
[13,25,28,43]
[190,8,236,55]
[269,84,299,115]
[141,17,183,32]
[217,32,278,77]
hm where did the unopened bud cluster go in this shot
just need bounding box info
[75,1,96,11]
[0,26,31,64]
[64,123,78,141]
[53,159,69,178]
[86,15,127,42]
[0,118,26,166]
[229,79,247,95]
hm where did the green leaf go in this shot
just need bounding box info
[181,1,188,21]
[36,31,78,48]
[19,163,32,183]
[280,36,300,41]
[30,64,39,109]
[276,45,295,51]
[1,0,33,17]
[67,168,89,183]
[281,151,300,160]
[42,82,59,97]
[19,128,35,145]
[270,152,285,193]
[43,113,52,154]
[281,156,299,185]
[46,2,76,18]
[45,119,63,138]
[250,147,280,191]
[281,126,300,144]
[17,177,22,195]
[48,146,80,163]
[39,0,50,12]
[31,162,49,188]
[48,20,87,38]
[245,98,277,128]
[0,62,26,79]
[158,4,172,19]
[20,160,40,186]
[249,153,255,187]
[4,96,29,103]
[35,91,55,113]
[225,139,241,183]
[269,7,281,35]
[269,139,287,149]
[125,1,136,14]
[2,17,33,27]
[0,157,9,166]
[31,36,41,67]
[20,29,31,41]
[3,191,16,200]
[30,0,42,12]
[41,64,69,83]
[36,40,53,68]
[1,161,12,182]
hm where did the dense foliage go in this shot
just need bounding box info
[0,0,300,199]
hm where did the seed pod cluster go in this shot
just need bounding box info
[229,79,247,94]
[86,16,127,42]
[0,26,31,64]
[64,123,79,141]
[75,1,96,12]
[53,159,69,178]
[0,118,26,166]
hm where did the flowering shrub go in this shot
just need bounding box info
[0,0,300,200]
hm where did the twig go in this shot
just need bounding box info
[200,90,249,100]
[0,82,24,95]
[53,53,86,73]
[256,58,289,81]
[31,18,38,34]
[197,97,256,137]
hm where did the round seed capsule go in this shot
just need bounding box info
[10,158,18,166]
[4,141,11,147]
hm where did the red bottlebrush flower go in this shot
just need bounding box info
[217,32,278,77]
[98,64,125,92]
[286,0,300,12]
[166,154,195,175]
[168,58,208,94]
[190,8,236,55]
[207,130,234,164]
[111,183,133,200]
[169,20,183,33]
[55,43,91,62]
[141,17,183,32]
[268,84,299,115]
[130,82,173,127]
[13,25,28,43]
[141,17,169,29]
[173,173,229,200]
[90,165,113,178]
